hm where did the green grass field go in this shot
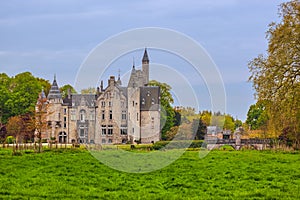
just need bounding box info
[0,148,300,199]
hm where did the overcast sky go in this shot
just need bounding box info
[0,0,287,121]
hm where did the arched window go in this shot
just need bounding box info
[102,139,106,144]
[80,110,86,121]
[58,132,67,143]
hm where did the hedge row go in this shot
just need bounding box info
[153,140,206,150]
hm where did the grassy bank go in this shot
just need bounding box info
[0,149,299,199]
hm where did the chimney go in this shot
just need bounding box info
[108,76,115,86]
[100,80,104,91]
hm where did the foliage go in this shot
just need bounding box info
[148,80,175,140]
[0,149,300,199]
[248,0,300,144]
[153,140,204,150]
[246,101,269,130]
[81,87,96,94]
[0,72,48,124]
[5,136,15,144]
[60,84,77,98]
[192,119,206,140]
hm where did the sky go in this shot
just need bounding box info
[0,0,288,121]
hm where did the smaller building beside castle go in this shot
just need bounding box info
[37,49,161,144]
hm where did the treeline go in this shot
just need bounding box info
[163,107,243,141]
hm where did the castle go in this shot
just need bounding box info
[38,49,161,144]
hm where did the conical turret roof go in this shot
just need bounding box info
[47,75,62,99]
[142,48,149,63]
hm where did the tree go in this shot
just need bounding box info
[5,72,42,118]
[0,73,11,124]
[34,92,49,152]
[36,78,51,97]
[248,0,300,145]
[6,115,23,143]
[192,119,206,140]
[60,84,77,98]
[148,80,175,140]
[81,87,96,94]
[246,102,268,130]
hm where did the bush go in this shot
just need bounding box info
[153,140,205,150]
[6,136,15,144]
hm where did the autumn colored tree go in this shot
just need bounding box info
[34,92,49,152]
[6,115,23,143]
[248,0,300,146]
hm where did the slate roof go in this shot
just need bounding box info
[47,77,62,99]
[142,48,149,63]
[72,94,97,107]
[140,86,160,111]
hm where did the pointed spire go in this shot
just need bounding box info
[142,48,149,64]
[117,69,122,86]
[47,74,62,99]
[132,56,135,69]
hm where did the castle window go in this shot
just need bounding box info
[101,125,106,135]
[63,108,67,115]
[101,110,105,120]
[63,117,67,128]
[101,101,105,107]
[151,117,155,129]
[120,128,127,135]
[108,125,113,135]
[71,109,76,120]
[122,111,126,120]
[102,139,106,144]
[80,110,86,121]
[90,110,95,120]
[109,110,113,120]
[80,128,85,137]
[108,139,112,144]
[109,101,112,107]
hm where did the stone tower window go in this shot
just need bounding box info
[80,110,86,121]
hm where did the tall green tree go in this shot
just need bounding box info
[0,73,11,123]
[248,0,300,144]
[5,72,42,117]
[60,84,77,98]
[148,80,175,140]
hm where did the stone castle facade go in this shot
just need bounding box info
[37,49,161,144]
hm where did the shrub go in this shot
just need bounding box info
[6,136,15,144]
[153,140,205,150]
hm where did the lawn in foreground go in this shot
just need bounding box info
[0,149,300,199]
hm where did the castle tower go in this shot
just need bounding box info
[47,75,63,140]
[47,74,62,103]
[142,48,149,85]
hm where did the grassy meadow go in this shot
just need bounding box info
[0,148,300,199]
